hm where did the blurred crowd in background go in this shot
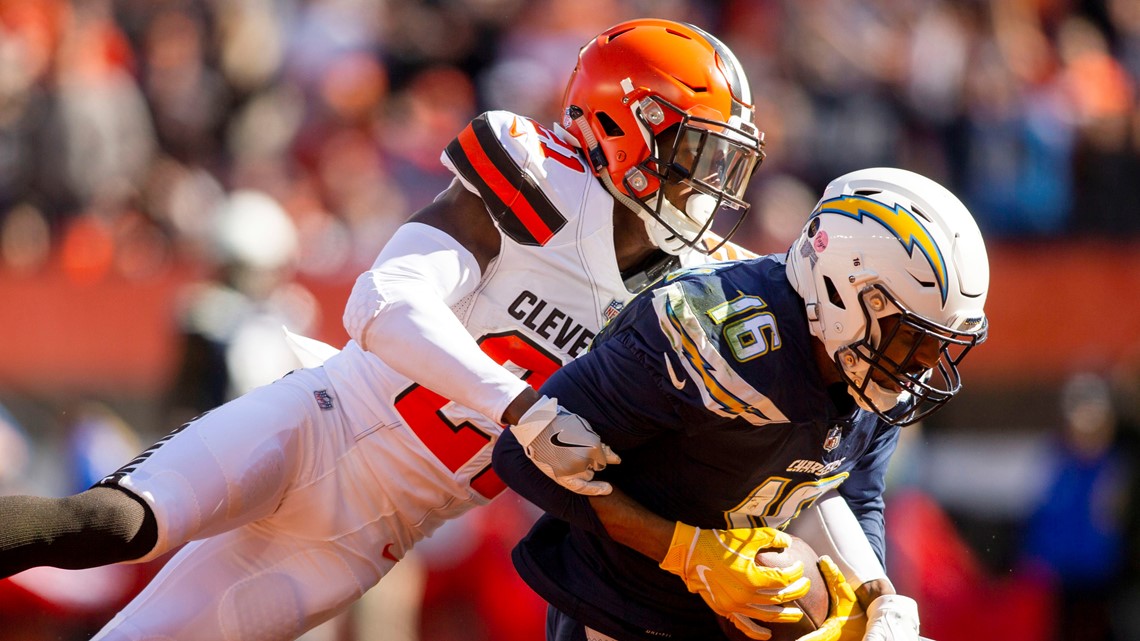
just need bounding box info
[2,0,1140,640]
[2,0,1140,281]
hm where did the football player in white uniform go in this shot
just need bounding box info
[0,19,789,641]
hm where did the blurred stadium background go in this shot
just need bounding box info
[0,1,1138,640]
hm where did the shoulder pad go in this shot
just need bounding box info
[442,111,586,247]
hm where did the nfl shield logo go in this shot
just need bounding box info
[823,425,842,452]
[603,299,624,322]
[314,390,335,410]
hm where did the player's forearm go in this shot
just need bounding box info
[785,493,888,590]
[352,285,529,421]
[502,387,541,425]
[786,495,910,618]
[587,488,675,561]
[855,577,896,611]
[493,424,675,561]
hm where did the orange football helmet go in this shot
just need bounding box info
[562,19,764,254]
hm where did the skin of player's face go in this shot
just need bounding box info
[660,129,697,211]
[868,315,941,392]
[660,130,743,211]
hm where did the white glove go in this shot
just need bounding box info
[863,594,920,641]
[511,395,621,496]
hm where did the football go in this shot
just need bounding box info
[717,535,829,641]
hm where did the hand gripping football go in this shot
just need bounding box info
[719,535,829,641]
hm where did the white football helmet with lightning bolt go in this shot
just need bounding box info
[786,168,989,425]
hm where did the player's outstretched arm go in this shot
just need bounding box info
[348,181,619,487]
[785,471,922,640]
[786,494,891,605]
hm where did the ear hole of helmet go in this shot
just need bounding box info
[596,112,624,137]
[824,276,846,310]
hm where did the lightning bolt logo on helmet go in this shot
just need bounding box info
[813,195,949,304]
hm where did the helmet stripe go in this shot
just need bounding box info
[814,195,949,304]
[686,23,752,111]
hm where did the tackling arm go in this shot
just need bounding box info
[704,233,760,261]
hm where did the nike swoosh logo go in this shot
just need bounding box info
[382,543,399,562]
[509,117,525,138]
[664,354,687,390]
[694,565,716,600]
[550,431,590,448]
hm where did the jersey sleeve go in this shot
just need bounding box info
[837,420,901,566]
[441,111,574,247]
[646,274,790,428]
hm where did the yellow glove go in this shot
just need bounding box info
[659,523,811,640]
[796,556,866,641]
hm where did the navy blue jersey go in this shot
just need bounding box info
[493,255,901,641]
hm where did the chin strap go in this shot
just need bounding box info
[566,106,609,173]
[638,196,704,256]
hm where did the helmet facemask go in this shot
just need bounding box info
[835,284,987,426]
[622,98,763,255]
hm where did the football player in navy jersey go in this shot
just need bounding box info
[493,167,991,641]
